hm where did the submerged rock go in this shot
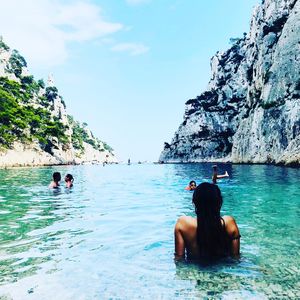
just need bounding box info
[160,0,300,165]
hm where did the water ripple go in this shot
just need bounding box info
[0,164,299,299]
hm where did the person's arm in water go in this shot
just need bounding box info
[217,171,229,179]
[174,217,186,260]
[212,170,229,183]
[223,215,240,257]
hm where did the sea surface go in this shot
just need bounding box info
[0,163,299,299]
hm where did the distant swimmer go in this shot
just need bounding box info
[128,158,131,165]
[185,180,197,191]
[65,174,74,188]
[212,165,229,184]
[49,172,61,188]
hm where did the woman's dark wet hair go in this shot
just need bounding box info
[192,182,227,257]
[65,174,74,181]
[53,172,61,182]
[189,180,196,186]
[65,174,74,182]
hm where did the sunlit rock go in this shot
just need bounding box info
[160,0,300,165]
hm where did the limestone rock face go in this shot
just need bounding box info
[0,40,117,167]
[160,0,300,165]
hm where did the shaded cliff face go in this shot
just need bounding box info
[160,0,300,165]
[0,40,117,167]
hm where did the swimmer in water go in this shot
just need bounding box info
[185,180,197,191]
[49,172,61,188]
[174,182,240,261]
[212,165,229,184]
[65,174,74,188]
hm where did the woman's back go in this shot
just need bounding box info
[175,215,240,260]
[174,183,240,261]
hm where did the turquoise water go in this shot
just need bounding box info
[0,163,299,299]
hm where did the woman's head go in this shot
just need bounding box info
[189,180,197,190]
[53,172,61,182]
[192,182,222,216]
[65,174,74,182]
[192,182,226,257]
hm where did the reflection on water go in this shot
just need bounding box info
[0,164,299,299]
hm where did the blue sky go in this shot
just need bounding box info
[0,0,259,162]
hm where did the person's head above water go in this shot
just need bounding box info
[65,174,74,188]
[192,182,222,215]
[53,172,61,182]
[175,181,240,260]
[185,180,197,190]
[189,180,197,190]
[65,174,74,182]
[192,182,225,257]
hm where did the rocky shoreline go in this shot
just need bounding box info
[157,161,299,168]
[0,141,117,168]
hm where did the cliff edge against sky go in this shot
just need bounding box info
[160,0,300,166]
[0,39,117,167]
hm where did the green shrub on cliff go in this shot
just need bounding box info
[0,77,67,148]
[8,50,27,78]
[67,115,112,152]
[0,37,9,51]
[0,74,113,153]
[37,79,45,89]
[0,38,114,155]
[102,142,113,152]
[68,116,86,151]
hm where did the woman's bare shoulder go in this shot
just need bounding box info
[222,215,240,237]
[222,215,236,223]
[175,216,196,229]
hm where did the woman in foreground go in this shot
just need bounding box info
[174,182,240,261]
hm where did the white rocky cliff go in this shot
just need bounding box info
[0,40,117,167]
[160,0,300,166]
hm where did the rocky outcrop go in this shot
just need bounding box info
[0,39,117,167]
[0,141,116,167]
[160,0,300,165]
